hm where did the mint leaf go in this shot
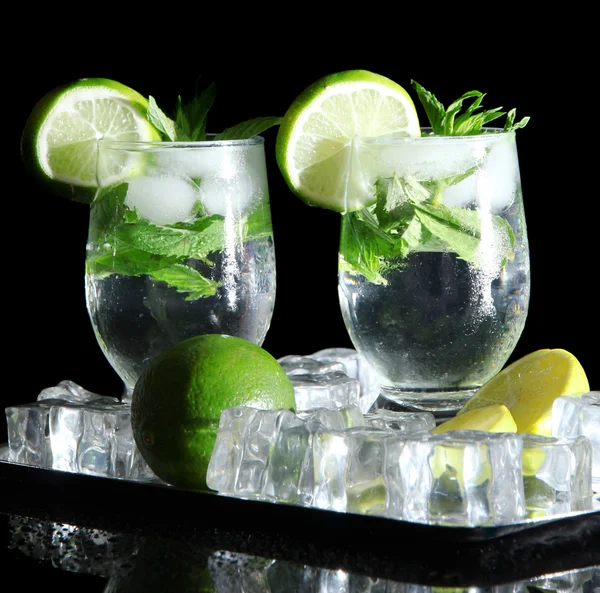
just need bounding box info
[215,116,283,140]
[89,183,128,240]
[340,212,389,284]
[186,82,217,141]
[147,96,177,141]
[410,80,445,133]
[149,264,221,300]
[413,203,482,262]
[244,201,274,243]
[411,81,529,135]
[88,187,273,299]
[504,108,530,131]
[374,174,429,231]
[174,95,192,140]
[449,92,505,135]
[121,215,225,259]
[148,81,280,141]
[87,245,180,278]
[413,202,515,265]
[400,216,431,258]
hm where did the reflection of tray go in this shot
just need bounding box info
[1,450,599,587]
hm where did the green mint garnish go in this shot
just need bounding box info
[147,81,282,141]
[147,97,177,141]
[411,80,530,135]
[94,80,281,299]
[342,82,527,282]
[215,117,283,141]
[87,183,272,299]
[174,82,216,141]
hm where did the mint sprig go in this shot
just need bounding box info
[411,80,530,135]
[174,82,216,141]
[147,82,282,141]
[342,82,527,282]
[87,184,272,299]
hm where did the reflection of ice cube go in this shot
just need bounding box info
[526,567,597,593]
[9,516,137,579]
[444,135,519,212]
[522,434,593,516]
[552,392,600,492]
[125,174,198,224]
[385,431,525,526]
[208,550,275,593]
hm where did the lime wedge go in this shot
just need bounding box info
[275,70,420,212]
[21,78,161,204]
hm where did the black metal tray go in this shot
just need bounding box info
[1,451,599,587]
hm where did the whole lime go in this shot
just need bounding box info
[131,334,296,490]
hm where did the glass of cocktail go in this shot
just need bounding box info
[86,137,276,402]
[338,128,530,413]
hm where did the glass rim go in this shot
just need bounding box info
[359,127,515,145]
[98,134,265,151]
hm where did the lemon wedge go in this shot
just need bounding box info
[456,349,589,436]
[432,404,517,435]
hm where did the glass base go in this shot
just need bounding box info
[373,386,478,420]
[121,384,134,405]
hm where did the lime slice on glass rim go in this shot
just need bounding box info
[275,69,421,212]
[21,78,161,204]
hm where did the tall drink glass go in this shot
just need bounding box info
[338,129,530,413]
[86,137,276,402]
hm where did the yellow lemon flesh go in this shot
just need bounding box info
[428,404,517,487]
[432,404,517,435]
[457,349,589,436]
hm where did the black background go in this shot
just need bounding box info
[4,33,598,444]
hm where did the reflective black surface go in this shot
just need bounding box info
[2,511,599,592]
[1,459,599,590]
